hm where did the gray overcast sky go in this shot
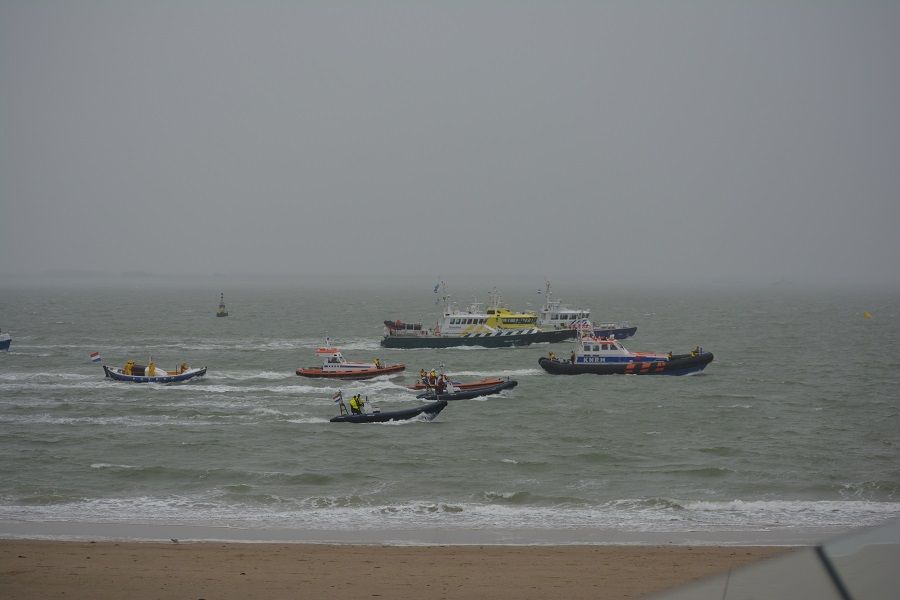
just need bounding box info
[1,1,899,287]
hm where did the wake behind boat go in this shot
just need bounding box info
[296,345,404,380]
[102,359,207,383]
[538,332,712,376]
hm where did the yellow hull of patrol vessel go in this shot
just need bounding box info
[482,287,538,329]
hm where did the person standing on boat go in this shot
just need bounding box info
[349,394,364,415]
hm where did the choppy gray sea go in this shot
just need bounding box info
[1,284,898,544]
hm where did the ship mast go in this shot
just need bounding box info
[542,278,560,312]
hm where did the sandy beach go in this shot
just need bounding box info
[0,540,790,599]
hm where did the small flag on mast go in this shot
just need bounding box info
[332,390,343,403]
[90,352,102,363]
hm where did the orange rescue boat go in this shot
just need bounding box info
[296,347,405,380]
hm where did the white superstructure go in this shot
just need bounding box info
[536,280,591,329]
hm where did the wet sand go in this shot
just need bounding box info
[0,539,791,599]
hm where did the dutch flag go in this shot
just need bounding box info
[332,390,343,403]
[90,352,102,363]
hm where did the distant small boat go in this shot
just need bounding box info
[0,330,10,351]
[296,346,405,380]
[216,293,228,317]
[330,400,447,423]
[103,359,207,383]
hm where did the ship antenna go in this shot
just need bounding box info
[439,281,453,310]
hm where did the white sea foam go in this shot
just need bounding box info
[0,372,93,382]
[0,414,218,427]
[327,339,382,351]
[0,381,112,391]
[167,383,325,395]
[684,499,900,519]
[1,496,896,536]
[249,407,289,417]
[446,368,542,377]
[213,370,291,381]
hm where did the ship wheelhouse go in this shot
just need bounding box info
[536,281,591,328]
[541,307,591,328]
[438,305,492,335]
[573,336,666,365]
[315,347,378,372]
[575,338,631,364]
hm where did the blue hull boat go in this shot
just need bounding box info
[538,352,713,376]
[103,365,207,383]
[330,400,447,423]
[416,379,518,401]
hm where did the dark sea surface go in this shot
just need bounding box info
[1,283,898,544]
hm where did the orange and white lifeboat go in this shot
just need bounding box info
[296,347,405,380]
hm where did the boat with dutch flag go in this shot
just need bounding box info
[329,390,446,423]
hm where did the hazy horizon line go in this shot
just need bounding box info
[1,269,897,292]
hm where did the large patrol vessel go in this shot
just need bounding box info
[536,280,636,339]
[381,286,574,349]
